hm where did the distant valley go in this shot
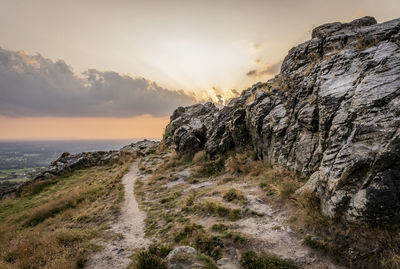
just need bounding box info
[0,140,135,192]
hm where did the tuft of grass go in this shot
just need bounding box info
[173,223,223,261]
[381,253,400,269]
[55,228,97,246]
[22,191,85,227]
[223,231,246,244]
[240,251,299,269]
[224,151,264,176]
[197,201,242,220]
[162,124,173,142]
[294,190,327,227]
[303,235,327,251]
[133,251,167,269]
[259,167,302,198]
[20,179,56,196]
[193,150,207,163]
[194,234,223,261]
[272,225,282,231]
[223,188,247,203]
[355,36,379,50]
[211,223,228,233]
[174,223,204,243]
[194,157,225,177]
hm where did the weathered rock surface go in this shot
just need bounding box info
[166,17,400,224]
[167,246,210,269]
[120,139,158,155]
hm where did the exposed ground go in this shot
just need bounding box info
[85,162,150,269]
[131,150,345,269]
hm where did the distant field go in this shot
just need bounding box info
[0,167,42,182]
[0,140,136,193]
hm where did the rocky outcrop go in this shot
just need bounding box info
[120,139,159,156]
[165,103,219,156]
[33,151,120,180]
[166,17,400,224]
[0,140,159,199]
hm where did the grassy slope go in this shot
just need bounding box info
[0,157,133,269]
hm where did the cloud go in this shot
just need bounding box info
[246,70,257,76]
[0,47,196,117]
[246,61,282,77]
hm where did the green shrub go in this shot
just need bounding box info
[198,201,242,220]
[194,234,223,260]
[216,205,230,217]
[134,251,167,269]
[147,244,173,258]
[195,158,225,177]
[211,223,228,233]
[224,231,245,244]
[174,223,203,243]
[230,209,242,220]
[303,235,327,250]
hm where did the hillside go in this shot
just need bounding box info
[1,16,400,269]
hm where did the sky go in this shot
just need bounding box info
[0,0,399,140]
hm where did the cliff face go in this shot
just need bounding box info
[165,16,400,224]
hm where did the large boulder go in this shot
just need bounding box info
[164,103,219,157]
[166,17,400,224]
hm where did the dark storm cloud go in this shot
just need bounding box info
[0,47,196,117]
[246,61,282,77]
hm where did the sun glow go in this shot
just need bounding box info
[131,38,275,100]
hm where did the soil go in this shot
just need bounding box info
[85,162,149,269]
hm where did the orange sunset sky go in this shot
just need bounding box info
[1,0,399,140]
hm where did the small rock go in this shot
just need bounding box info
[167,246,199,269]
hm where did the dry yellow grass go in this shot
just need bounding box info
[0,154,134,269]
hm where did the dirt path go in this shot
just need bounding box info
[85,162,150,269]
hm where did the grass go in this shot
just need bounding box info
[197,201,242,220]
[20,179,57,196]
[240,251,299,269]
[0,154,134,268]
[355,36,379,50]
[162,124,173,142]
[223,188,247,203]
[193,150,207,163]
[303,235,327,250]
[211,223,228,233]
[223,231,246,244]
[291,190,400,269]
[224,150,264,176]
[128,244,171,269]
[259,167,302,198]
[193,157,225,177]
